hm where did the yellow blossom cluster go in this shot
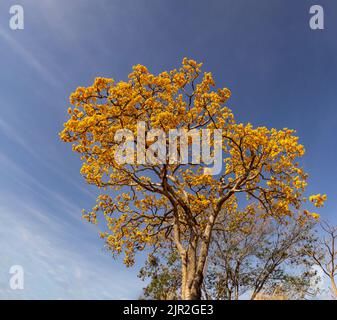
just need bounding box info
[309,194,327,208]
[60,58,326,266]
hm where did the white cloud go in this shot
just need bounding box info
[0,197,143,299]
[0,27,63,89]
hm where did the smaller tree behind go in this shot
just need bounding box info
[139,211,320,300]
[138,249,181,300]
[207,211,319,300]
[307,221,337,299]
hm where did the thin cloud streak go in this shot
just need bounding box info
[0,27,63,89]
[0,199,140,299]
[0,113,96,200]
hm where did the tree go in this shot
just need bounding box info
[307,221,337,299]
[207,211,319,300]
[60,58,325,299]
[139,212,320,300]
[138,249,181,300]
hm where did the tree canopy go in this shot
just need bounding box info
[60,58,326,299]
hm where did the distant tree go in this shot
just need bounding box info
[210,212,319,300]
[307,221,337,299]
[138,249,181,300]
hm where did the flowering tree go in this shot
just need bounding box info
[60,58,325,299]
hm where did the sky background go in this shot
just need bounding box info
[0,0,336,299]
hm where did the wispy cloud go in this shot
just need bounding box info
[0,198,142,299]
[0,26,63,89]
[0,151,83,222]
[0,113,96,200]
[0,115,37,158]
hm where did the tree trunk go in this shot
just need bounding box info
[180,238,211,299]
[175,211,216,300]
[181,273,203,300]
[330,276,337,299]
[180,252,201,300]
[189,285,202,300]
[250,291,258,300]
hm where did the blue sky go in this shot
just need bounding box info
[0,0,336,299]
